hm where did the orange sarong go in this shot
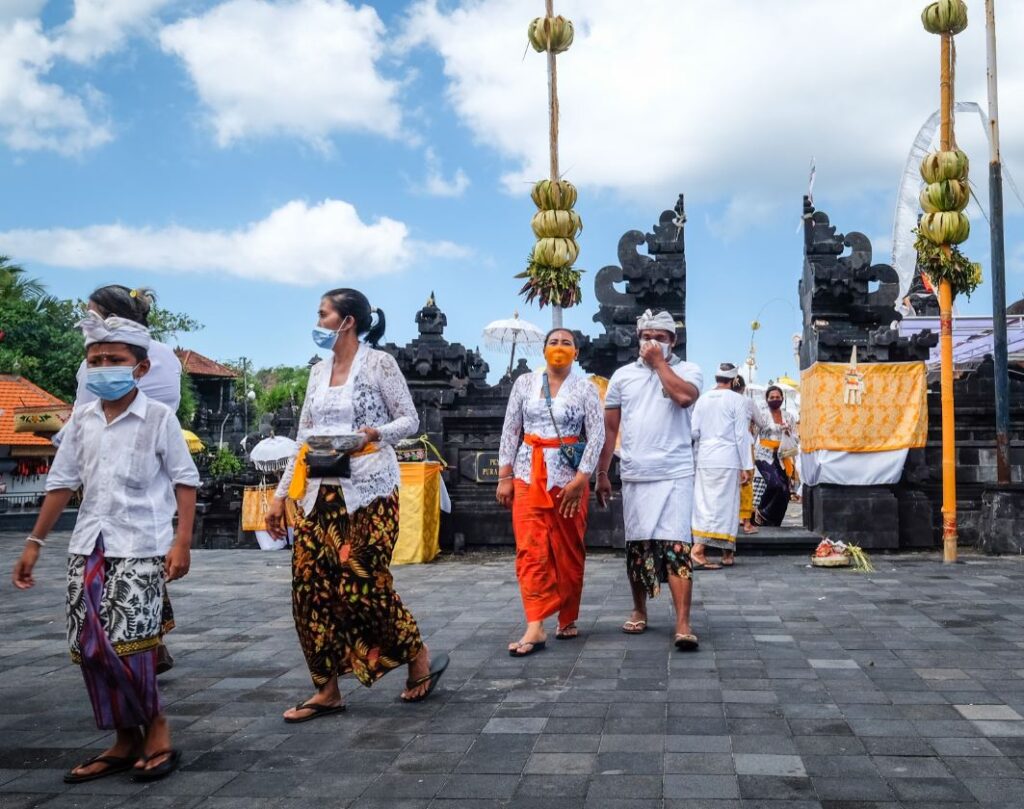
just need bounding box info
[513,433,586,625]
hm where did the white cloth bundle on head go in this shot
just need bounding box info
[636,309,676,334]
[78,311,152,350]
[716,363,739,380]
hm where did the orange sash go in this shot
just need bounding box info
[523,433,579,509]
[758,439,794,478]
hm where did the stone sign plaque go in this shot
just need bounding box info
[458,451,501,483]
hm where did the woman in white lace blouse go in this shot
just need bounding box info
[266,288,448,720]
[496,328,604,656]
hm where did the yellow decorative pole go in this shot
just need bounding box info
[517,2,583,328]
[917,0,982,563]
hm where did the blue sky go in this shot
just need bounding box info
[2,0,1022,388]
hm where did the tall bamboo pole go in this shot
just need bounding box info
[985,0,1011,483]
[938,31,958,563]
[546,0,563,329]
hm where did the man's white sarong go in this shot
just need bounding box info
[691,467,741,549]
[621,477,693,544]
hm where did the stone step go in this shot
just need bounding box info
[736,527,822,553]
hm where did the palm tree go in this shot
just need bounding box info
[0,256,47,302]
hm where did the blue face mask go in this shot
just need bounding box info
[85,365,139,401]
[312,326,340,350]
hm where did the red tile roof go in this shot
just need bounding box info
[0,375,68,448]
[174,349,238,379]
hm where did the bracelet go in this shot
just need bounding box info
[26,535,45,548]
[498,476,514,482]
[597,470,609,477]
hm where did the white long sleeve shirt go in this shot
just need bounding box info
[46,391,201,557]
[691,387,754,471]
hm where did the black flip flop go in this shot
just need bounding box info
[64,754,136,784]
[508,640,546,657]
[283,700,347,724]
[674,633,700,652]
[555,625,578,640]
[402,652,450,702]
[131,749,181,782]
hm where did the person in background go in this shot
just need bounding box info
[752,385,798,527]
[732,375,766,535]
[12,313,199,783]
[496,328,604,656]
[690,363,754,569]
[596,309,703,651]
[266,288,448,721]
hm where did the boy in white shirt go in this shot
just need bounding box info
[12,313,199,784]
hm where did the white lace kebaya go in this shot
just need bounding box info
[498,371,605,491]
[276,344,419,515]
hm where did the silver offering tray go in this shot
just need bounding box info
[307,433,364,454]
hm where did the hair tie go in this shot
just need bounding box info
[370,306,378,314]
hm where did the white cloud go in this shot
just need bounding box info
[0,18,112,154]
[0,199,467,285]
[413,147,470,197]
[160,0,402,149]
[57,0,172,63]
[402,0,1024,212]
[0,1,46,23]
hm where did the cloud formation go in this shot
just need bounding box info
[0,199,467,285]
[403,0,1024,207]
[160,0,402,149]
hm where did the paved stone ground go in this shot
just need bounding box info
[2,535,1024,809]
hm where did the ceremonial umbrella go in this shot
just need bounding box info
[248,435,299,473]
[482,312,546,377]
[777,374,800,389]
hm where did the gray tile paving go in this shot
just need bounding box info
[3,537,1024,807]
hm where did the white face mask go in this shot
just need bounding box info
[640,339,672,361]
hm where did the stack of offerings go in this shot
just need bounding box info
[913,0,982,298]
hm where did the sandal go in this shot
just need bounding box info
[64,754,136,784]
[508,640,546,657]
[283,700,347,724]
[402,652,450,702]
[131,749,181,782]
[674,633,700,652]
[555,624,578,640]
[621,619,647,635]
[691,561,722,571]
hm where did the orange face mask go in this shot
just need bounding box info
[544,345,575,369]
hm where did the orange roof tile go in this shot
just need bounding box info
[0,375,68,448]
[174,349,239,379]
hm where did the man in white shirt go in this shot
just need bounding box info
[690,363,755,568]
[596,309,703,651]
[12,313,199,785]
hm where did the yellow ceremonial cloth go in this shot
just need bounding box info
[393,462,443,565]
[800,362,928,453]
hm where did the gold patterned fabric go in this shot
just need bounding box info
[292,485,423,688]
[800,362,928,453]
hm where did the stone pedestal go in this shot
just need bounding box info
[977,484,1024,555]
[804,484,899,550]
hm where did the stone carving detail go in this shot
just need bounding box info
[579,195,688,379]
[798,196,937,369]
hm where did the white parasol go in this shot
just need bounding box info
[482,311,546,377]
[248,435,299,473]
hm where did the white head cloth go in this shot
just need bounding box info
[717,363,739,380]
[79,311,152,350]
[636,309,676,334]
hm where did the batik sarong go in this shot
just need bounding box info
[511,479,587,626]
[66,536,163,730]
[292,485,423,688]
[692,467,741,550]
[625,540,692,600]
